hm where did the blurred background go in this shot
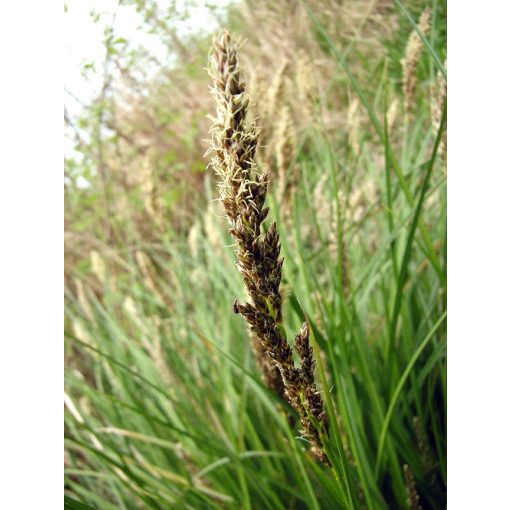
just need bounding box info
[64,0,444,284]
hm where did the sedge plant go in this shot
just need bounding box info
[65,2,446,508]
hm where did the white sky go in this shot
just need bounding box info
[64,0,232,114]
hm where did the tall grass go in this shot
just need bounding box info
[65,1,446,508]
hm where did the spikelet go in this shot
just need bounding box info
[151,329,172,386]
[328,178,379,278]
[75,279,94,321]
[250,332,286,398]
[403,464,423,510]
[258,59,289,168]
[320,187,351,295]
[123,296,172,385]
[135,251,164,304]
[275,106,296,179]
[294,322,329,462]
[123,295,157,363]
[140,159,156,218]
[90,250,106,283]
[431,59,447,172]
[337,178,378,225]
[204,201,224,253]
[387,98,400,134]
[340,237,351,295]
[401,7,431,115]
[207,30,329,464]
[123,295,144,329]
[347,97,360,154]
[187,221,201,259]
[295,49,316,117]
[264,59,289,121]
[140,158,164,228]
[274,105,297,211]
[313,174,331,228]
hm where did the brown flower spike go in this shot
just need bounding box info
[207,30,329,464]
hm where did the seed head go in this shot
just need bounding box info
[207,29,329,464]
[402,8,431,114]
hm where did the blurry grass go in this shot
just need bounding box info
[65,1,446,509]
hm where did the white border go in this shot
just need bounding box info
[1,1,509,508]
[0,2,61,508]
[448,1,510,508]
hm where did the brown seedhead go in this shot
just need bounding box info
[207,29,329,464]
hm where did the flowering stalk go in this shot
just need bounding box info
[207,29,329,464]
[402,7,431,115]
